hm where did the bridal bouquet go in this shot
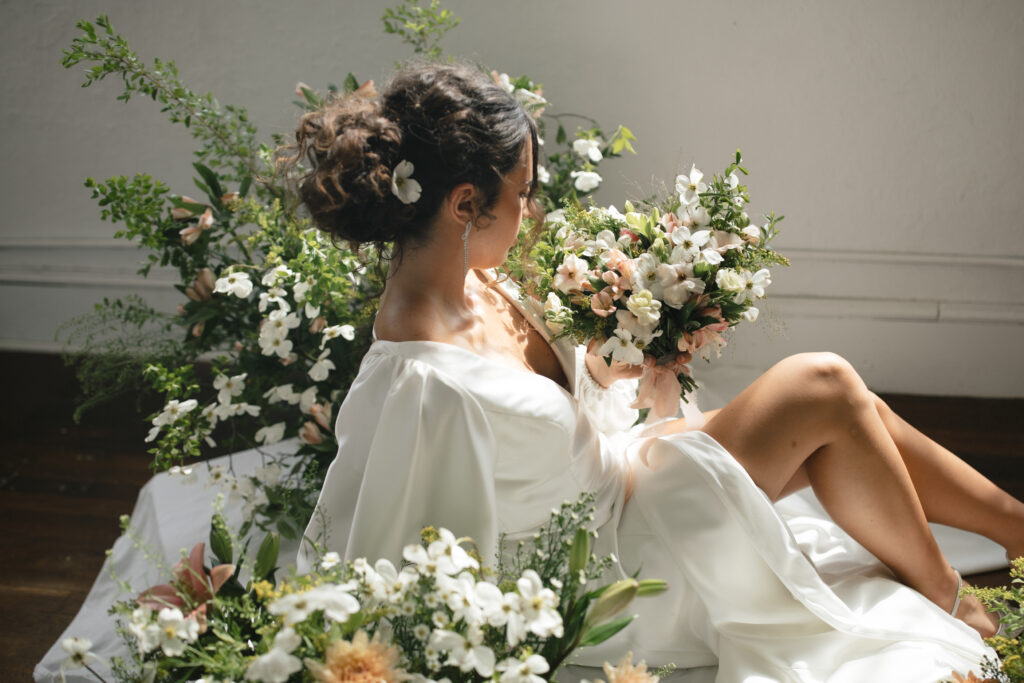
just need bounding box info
[68,494,665,683]
[524,151,787,417]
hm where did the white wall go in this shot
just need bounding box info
[1,0,1021,396]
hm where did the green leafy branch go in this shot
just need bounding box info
[382,0,461,59]
[61,15,260,183]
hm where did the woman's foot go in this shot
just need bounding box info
[954,587,999,638]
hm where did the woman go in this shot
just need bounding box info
[292,62,1023,680]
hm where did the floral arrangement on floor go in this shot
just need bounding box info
[59,0,636,539]
[58,495,666,683]
[523,151,788,418]
[947,556,1024,683]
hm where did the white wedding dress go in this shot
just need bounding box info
[36,277,1002,683]
[299,277,996,682]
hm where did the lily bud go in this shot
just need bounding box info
[584,578,638,629]
[311,402,333,431]
[176,304,187,315]
[233,341,244,352]
[197,208,214,231]
[635,579,668,597]
[295,81,312,97]
[185,286,203,302]
[171,206,194,220]
[220,192,239,204]
[196,268,215,297]
[299,421,323,445]
[179,225,202,245]
[308,316,327,334]
[569,527,590,576]
[191,322,205,338]
[353,79,377,99]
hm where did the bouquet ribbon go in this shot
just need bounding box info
[631,357,690,421]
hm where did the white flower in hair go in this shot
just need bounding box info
[392,160,422,204]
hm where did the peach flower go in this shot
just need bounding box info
[306,630,409,683]
[590,290,618,318]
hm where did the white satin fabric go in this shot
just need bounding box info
[299,278,996,681]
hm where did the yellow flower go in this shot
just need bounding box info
[306,630,410,683]
[601,652,659,683]
[252,580,278,601]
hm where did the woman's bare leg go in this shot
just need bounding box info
[699,352,998,636]
[870,394,1024,560]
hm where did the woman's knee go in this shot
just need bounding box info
[777,352,872,407]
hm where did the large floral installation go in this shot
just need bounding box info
[60,1,636,539]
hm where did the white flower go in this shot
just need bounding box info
[626,289,662,326]
[127,607,161,654]
[304,302,320,319]
[669,226,711,263]
[245,627,303,683]
[268,584,360,625]
[147,399,199,439]
[299,386,318,414]
[404,528,478,577]
[256,463,283,486]
[737,268,772,304]
[61,637,100,670]
[258,286,291,314]
[597,328,645,366]
[214,270,253,298]
[584,229,618,258]
[262,310,301,340]
[255,422,286,445]
[263,384,301,405]
[392,160,422,204]
[496,72,515,93]
[293,276,314,302]
[320,552,342,570]
[413,624,431,641]
[715,268,746,295]
[536,165,550,184]
[320,324,356,348]
[614,309,661,346]
[629,253,663,298]
[543,292,571,334]
[213,372,247,405]
[261,265,295,287]
[259,334,294,359]
[429,629,495,677]
[167,465,198,485]
[675,164,707,206]
[572,137,603,163]
[156,607,199,656]
[496,654,550,683]
[213,401,261,420]
[363,558,417,604]
[554,254,591,294]
[741,224,762,243]
[516,570,564,639]
[309,349,336,382]
[545,209,566,226]
[656,262,705,309]
[711,229,744,253]
[742,306,760,322]
[513,87,548,111]
[570,170,602,193]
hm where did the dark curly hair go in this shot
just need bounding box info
[288,62,540,254]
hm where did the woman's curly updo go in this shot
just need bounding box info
[290,62,539,252]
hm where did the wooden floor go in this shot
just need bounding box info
[2,351,1022,681]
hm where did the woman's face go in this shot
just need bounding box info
[473,141,533,268]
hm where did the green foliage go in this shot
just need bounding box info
[382,0,461,59]
[962,556,1024,682]
[61,15,261,184]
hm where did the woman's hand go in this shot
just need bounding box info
[584,339,645,388]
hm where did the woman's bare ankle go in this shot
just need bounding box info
[954,590,999,638]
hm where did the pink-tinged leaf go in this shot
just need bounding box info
[208,564,235,594]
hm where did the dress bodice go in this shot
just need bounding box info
[298,281,640,572]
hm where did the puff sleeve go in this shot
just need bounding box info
[297,349,498,573]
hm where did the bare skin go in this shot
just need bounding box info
[374,144,1023,639]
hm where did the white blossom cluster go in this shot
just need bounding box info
[244,528,565,683]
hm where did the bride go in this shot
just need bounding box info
[290,61,1022,680]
